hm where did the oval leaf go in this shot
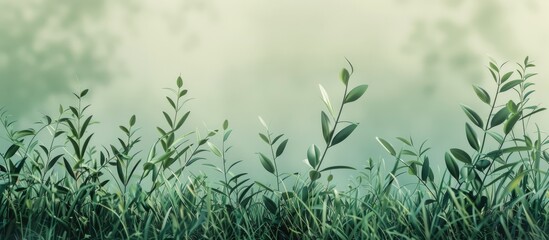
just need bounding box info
[450,148,472,164]
[473,85,490,105]
[344,85,368,103]
[340,68,350,86]
[491,107,510,128]
[259,153,275,174]
[331,124,358,146]
[4,144,20,159]
[499,79,523,92]
[276,139,288,157]
[321,111,332,144]
[307,145,320,168]
[445,152,460,181]
[465,123,480,151]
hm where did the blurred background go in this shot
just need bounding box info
[1,0,548,188]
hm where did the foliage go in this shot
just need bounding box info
[0,58,548,239]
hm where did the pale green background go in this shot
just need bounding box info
[1,0,548,186]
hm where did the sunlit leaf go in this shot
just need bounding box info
[207,142,222,157]
[377,137,396,156]
[505,170,527,192]
[319,84,334,117]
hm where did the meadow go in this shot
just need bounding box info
[1,57,548,239]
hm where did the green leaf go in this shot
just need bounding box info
[491,107,510,128]
[344,85,368,103]
[340,68,350,86]
[505,170,527,192]
[63,158,76,180]
[307,144,320,168]
[12,130,35,140]
[421,157,430,181]
[499,80,523,92]
[163,112,173,128]
[445,152,459,181]
[489,62,499,73]
[461,105,483,129]
[473,85,490,105]
[223,120,229,130]
[309,170,321,181]
[506,100,518,113]
[130,115,136,126]
[319,84,334,117]
[207,142,222,157]
[319,165,356,172]
[47,154,63,171]
[321,111,332,144]
[166,97,176,109]
[377,137,396,156]
[80,116,93,137]
[4,144,20,159]
[500,71,513,83]
[175,111,190,130]
[450,148,472,164]
[331,123,358,146]
[465,123,480,151]
[263,196,277,214]
[177,76,183,88]
[116,159,125,184]
[504,112,521,135]
[276,139,288,158]
[259,133,270,144]
[259,153,275,174]
[475,159,491,171]
[80,89,89,98]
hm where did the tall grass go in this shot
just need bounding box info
[1,57,548,239]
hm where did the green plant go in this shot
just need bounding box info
[1,58,548,239]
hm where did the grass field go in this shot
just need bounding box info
[1,58,548,239]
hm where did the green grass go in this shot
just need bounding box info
[1,57,548,239]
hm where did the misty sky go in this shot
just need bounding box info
[2,0,549,185]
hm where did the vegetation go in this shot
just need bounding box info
[1,57,548,239]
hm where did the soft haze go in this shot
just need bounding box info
[2,0,549,186]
